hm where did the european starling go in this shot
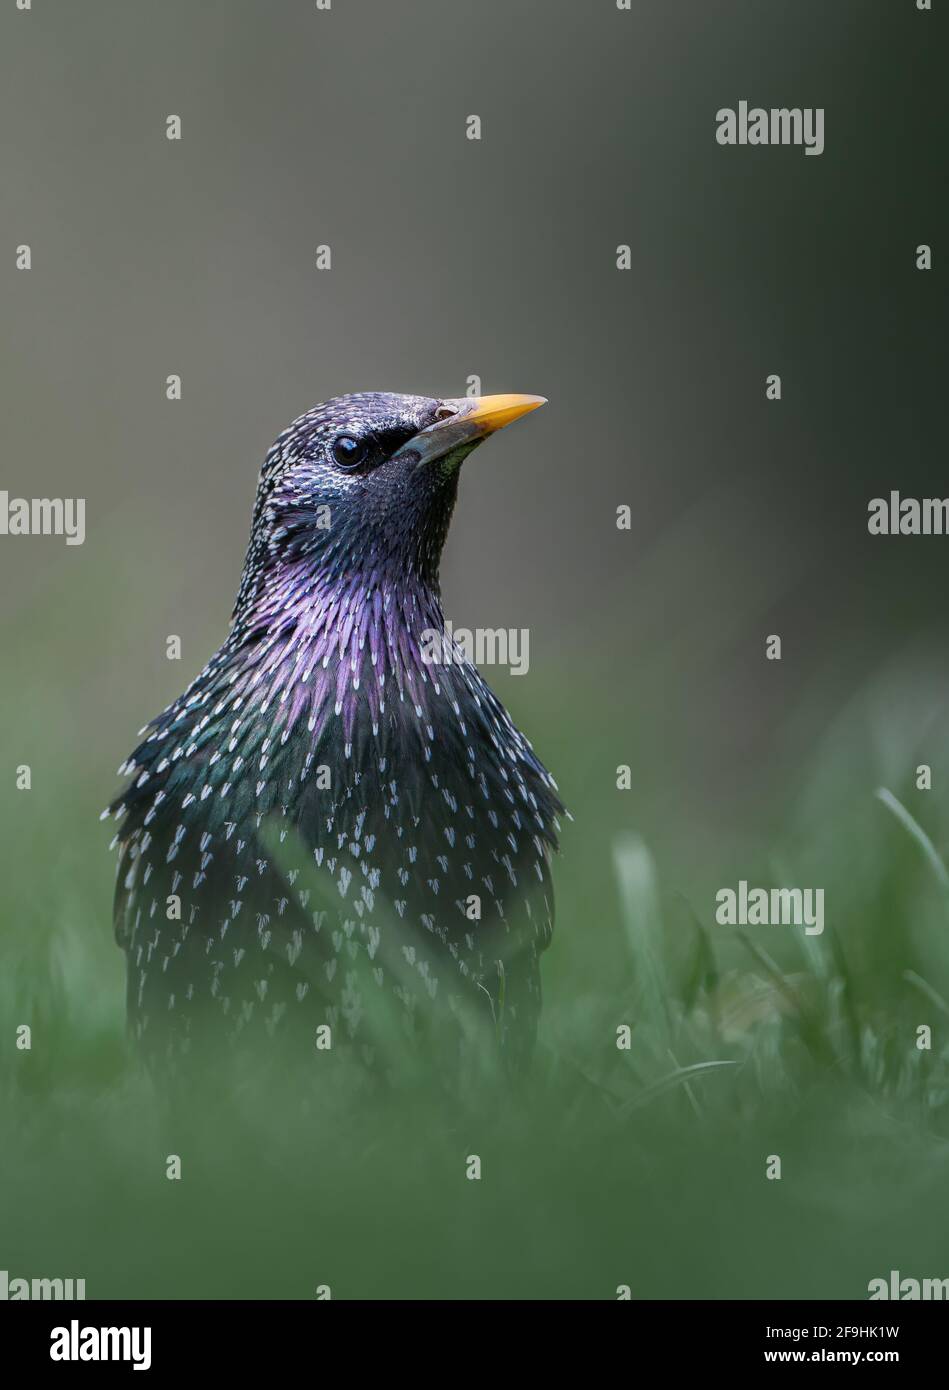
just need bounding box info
[108,393,563,1079]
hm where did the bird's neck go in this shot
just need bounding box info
[224,558,458,751]
[238,554,446,645]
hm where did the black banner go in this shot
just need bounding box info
[2,1300,945,1373]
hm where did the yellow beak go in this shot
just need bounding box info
[393,393,546,469]
[447,394,547,434]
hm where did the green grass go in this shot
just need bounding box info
[4,565,949,1298]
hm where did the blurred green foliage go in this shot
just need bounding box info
[3,564,949,1300]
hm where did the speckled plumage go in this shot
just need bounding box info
[107,392,562,1078]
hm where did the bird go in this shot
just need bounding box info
[106,392,563,1084]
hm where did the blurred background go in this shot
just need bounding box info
[1,0,947,1299]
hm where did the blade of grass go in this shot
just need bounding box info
[612,832,669,1039]
[875,787,949,892]
[619,1060,738,1114]
[903,969,949,1018]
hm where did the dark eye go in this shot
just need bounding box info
[331,434,368,470]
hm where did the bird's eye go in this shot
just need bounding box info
[331,434,368,470]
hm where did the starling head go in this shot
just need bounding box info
[233,390,546,625]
